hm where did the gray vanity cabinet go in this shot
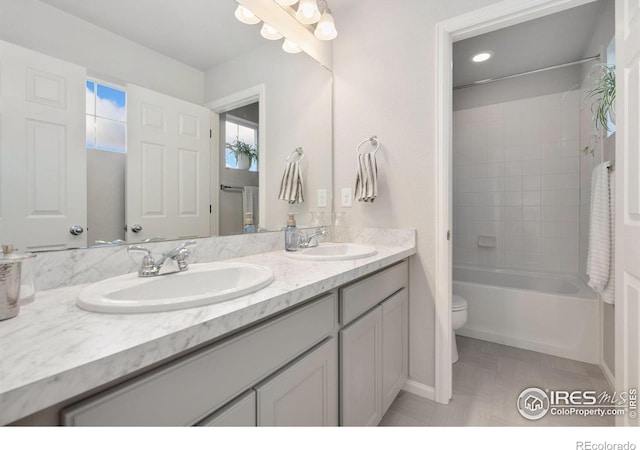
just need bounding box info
[52,259,409,427]
[62,293,337,426]
[381,288,409,412]
[255,337,338,426]
[340,306,384,426]
[198,391,256,427]
[339,260,409,426]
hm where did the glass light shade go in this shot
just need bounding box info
[275,0,299,5]
[314,9,337,40]
[295,0,321,24]
[234,5,261,25]
[260,23,283,40]
[282,39,302,54]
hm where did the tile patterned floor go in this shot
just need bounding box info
[380,336,615,427]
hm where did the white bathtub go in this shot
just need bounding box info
[453,265,599,364]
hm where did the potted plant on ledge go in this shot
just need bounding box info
[583,63,616,156]
[226,138,258,170]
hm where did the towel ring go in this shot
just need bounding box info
[356,136,380,155]
[286,147,305,163]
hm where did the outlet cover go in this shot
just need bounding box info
[317,189,327,208]
[341,188,353,207]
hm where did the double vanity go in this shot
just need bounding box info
[0,229,415,426]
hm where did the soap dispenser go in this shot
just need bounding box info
[285,213,298,252]
[244,212,255,234]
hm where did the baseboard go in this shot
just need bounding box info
[601,359,615,390]
[402,379,436,402]
[457,327,599,365]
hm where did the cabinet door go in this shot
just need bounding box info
[340,306,383,426]
[198,390,256,427]
[382,288,409,413]
[255,338,338,426]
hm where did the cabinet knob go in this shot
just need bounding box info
[131,224,143,233]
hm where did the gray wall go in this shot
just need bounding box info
[332,0,502,390]
[87,150,125,245]
[453,65,582,111]
[0,0,204,104]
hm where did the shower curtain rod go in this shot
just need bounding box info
[453,54,600,90]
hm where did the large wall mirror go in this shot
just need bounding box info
[0,0,333,251]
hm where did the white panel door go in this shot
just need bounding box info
[126,84,210,242]
[0,40,87,251]
[615,0,640,427]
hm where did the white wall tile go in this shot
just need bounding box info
[522,191,541,206]
[523,175,541,191]
[522,159,542,176]
[505,175,522,192]
[453,91,581,273]
[523,206,541,222]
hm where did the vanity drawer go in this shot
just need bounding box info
[62,293,337,426]
[340,260,408,325]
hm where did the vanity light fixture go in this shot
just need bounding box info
[295,0,321,24]
[314,7,337,40]
[282,39,302,53]
[472,51,493,63]
[260,23,283,40]
[234,5,261,25]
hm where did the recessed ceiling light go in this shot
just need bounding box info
[472,52,493,63]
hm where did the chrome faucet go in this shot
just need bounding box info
[127,240,196,277]
[298,229,329,249]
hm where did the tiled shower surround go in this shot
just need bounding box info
[453,91,581,272]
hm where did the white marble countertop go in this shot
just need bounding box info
[0,241,415,425]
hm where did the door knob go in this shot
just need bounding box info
[69,225,84,236]
[131,224,143,233]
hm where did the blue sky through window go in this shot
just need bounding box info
[86,80,126,153]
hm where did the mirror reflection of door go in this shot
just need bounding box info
[126,84,211,243]
[0,40,87,251]
[219,103,259,236]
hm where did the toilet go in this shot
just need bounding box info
[452,294,468,364]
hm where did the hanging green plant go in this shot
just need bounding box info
[226,138,258,168]
[582,63,616,156]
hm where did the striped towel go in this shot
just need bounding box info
[355,152,378,202]
[601,170,615,304]
[587,161,612,296]
[278,161,304,204]
[243,186,259,225]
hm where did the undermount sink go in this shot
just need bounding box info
[285,243,377,261]
[77,262,274,313]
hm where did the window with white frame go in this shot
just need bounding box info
[225,116,258,172]
[86,80,127,153]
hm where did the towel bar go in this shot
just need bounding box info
[286,147,305,163]
[356,136,380,155]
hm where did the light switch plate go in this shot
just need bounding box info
[341,188,353,207]
[317,189,327,208]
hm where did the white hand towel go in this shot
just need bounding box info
[601,170,615,304]
[355,152,378,202]
[278,161,304,204]
[242,186,259,225]
[587,161,612,295]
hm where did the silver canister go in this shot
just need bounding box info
[0,259,22,321]
[0,245,36,320]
